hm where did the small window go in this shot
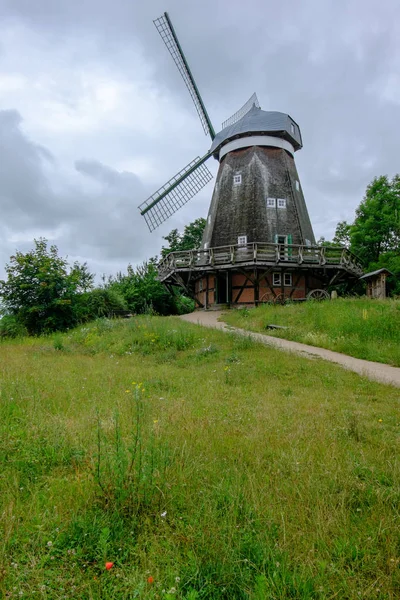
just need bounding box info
[198,279,203,292]
[291,123,295,135]
[273,273,281,286]
[305,239,311,247]
[204,241,209,249]
[295,180,300,191]
[277,198,286,209]
[277,235,287,244]
[266,197,276,208]
[238,235,247,246]
[233,174,242,185]
[284,273,292,287]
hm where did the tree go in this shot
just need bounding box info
[350,175,400,265]
[348,175,400,295]
[333,221,351,247]
[107,260,176,315]
[0,238,94,334]
[161,218,206,257]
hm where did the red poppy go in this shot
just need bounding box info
[147,576,154,584]
[105,562,114,570]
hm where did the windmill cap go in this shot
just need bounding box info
[210,105,302,158]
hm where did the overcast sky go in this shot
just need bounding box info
[0,0,399,279]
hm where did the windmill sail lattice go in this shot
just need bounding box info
[138,155,213,232]
[154,13,215,139]
[221,93,260,130]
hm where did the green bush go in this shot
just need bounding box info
[74,288,128,322]
[0,314,28,339]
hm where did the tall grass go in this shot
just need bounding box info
[222,298,400,366]
[0,316,399,599]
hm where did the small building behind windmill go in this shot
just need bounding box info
[360,268,393,299]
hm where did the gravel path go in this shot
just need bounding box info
[179,311,400,388]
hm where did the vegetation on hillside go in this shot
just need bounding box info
[1,316,399,598]
[0,239,195,338]
[222,298,400,366]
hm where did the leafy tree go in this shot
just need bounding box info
[350,175,400,265]
[348,175,400,294]
[333,221,351,247]
[107,260,176,315]
[0,238,94,334]
[161,218,206,257]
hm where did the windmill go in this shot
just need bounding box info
[138,12,363,307]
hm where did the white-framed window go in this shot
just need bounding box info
[295,180,300,191]
[233,174,242,185]
[204,241,209,249]
[277,198,286,209]
[238,235,247,246]
[266,197,276,208]
[291,122,295,135]
[273,273,281,286]
[284,273,292,287]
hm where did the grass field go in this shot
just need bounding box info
[1,316,399,599]
[222,298,400,367]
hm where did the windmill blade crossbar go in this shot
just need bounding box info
[154,13,215,139]
[222,92,260,130]
[138,155,213,232]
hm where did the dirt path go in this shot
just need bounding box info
[179,311,400,388]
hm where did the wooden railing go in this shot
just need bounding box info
[158,242,364,281]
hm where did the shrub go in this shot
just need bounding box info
[0,314,28,338]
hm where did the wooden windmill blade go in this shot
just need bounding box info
[138,153,213,232]
[153,12,215,140]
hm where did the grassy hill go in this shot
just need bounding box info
[222,298,400,367]
[1,316,399,599]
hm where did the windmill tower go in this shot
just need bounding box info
[139,13,363,307]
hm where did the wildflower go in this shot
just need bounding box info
[46,541,53,548]
[224,366,230,371]
[175,576,181,583]
[161,511,167,518]
[378,418,383,422]
[125,390,131,393]
[153,419,159,424]
[105,562,114,570]
[147,576,154,584]
[168,587,176,594]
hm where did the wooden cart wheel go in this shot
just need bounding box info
[273,293,286,305]
[260,292,273,303]
[307,289,330,301]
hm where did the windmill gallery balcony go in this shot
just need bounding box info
[158,242,364,307]
[158,242,363,281]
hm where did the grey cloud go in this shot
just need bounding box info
[0,109,56,227]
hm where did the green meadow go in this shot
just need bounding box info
[222,298,400,367]
[1,316,399,599]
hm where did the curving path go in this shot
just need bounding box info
[179,311,400,388]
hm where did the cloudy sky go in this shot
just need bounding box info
[0,0,399,279]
